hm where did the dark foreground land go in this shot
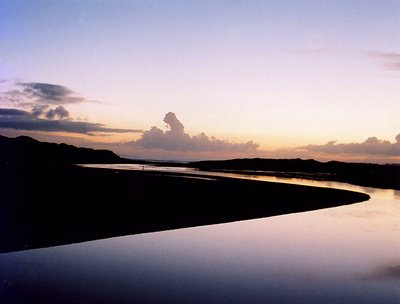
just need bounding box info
[0,163,369,253]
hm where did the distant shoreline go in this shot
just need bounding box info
[186,159,400,190]
[0,163,369,253]
[1,134,398,191]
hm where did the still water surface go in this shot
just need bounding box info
[1,164,399,303]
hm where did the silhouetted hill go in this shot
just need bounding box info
[0,135,131,164]
[189,158,400,190]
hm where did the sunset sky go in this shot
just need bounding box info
[1,0,399,162]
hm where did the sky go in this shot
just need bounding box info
[1,0,399,162]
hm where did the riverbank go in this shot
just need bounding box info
[0,164,370,253]
[188,158,400,190]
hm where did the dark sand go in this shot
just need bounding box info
[0,164,370,253]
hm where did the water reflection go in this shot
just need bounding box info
[1,165,400,303]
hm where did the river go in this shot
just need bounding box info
[1,164,399,303]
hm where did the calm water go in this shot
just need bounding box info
[1,164,399,303]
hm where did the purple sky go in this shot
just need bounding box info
[1,1,399,162]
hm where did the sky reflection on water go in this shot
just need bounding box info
[1,165,400,303]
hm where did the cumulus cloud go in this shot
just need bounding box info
[298,134,400,157]
[31,104,49,117]
[135,112,259,153]
[30,104,70,119]
[370,51,400,71]
[45,105,70,119]
[0,108,140,135]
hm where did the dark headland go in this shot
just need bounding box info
[0,135,371,253]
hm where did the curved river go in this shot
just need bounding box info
[1,164,399,303]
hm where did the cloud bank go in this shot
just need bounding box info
[291,134,400,159]
[0,81,141,135]
[136,112,259,153]
[0,108,136,135]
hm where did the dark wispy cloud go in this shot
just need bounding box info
[135,112,259,153]
[297,135,400,157]
[369,51,400,71]
[361,264,400,281]
[19,82,87,104]
[1,82,91,106]
[0,108,140,135]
